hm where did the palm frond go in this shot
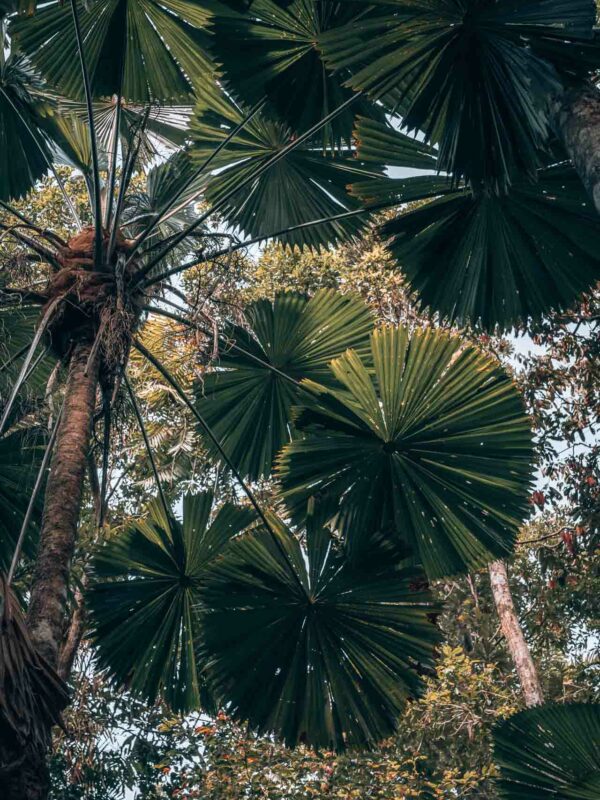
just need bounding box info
[494,703,600,799]
[200,510,441,750]
[277,325,535,579]
[321,0,597,191]
[88,492,255,713]
[193,289,373,480]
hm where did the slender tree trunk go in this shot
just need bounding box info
[58,581,87,681]
[489,560,544,708]
[552,81,600,214]
[1,341,99,800]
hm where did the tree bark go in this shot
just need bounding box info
[488,560,544,708]
[27,341,99,667]
[0,342,99,800]
[551,81,600,214]
[58,581,87,681]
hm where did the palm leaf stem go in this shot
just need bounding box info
[98,400,111,528]
[108,105,151,261]
[131,91,365,284]
[104,92,123,241]
[0,295,62,436]
[0,222,61,268]
[140,204,379,290]
[129,98,267,261]
[0,342,31,375]
[144,304,310,394]
[7,401,64,585]
[69,0,103,264]
[133,337,309,597]
[122,371,171,523]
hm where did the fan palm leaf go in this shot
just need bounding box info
[200,509,441,750]
[190,88,380,249]
[321,0,597,192]
[277,326,535,579]
[0,54,52,201]
[209,0,381,147]
[350,117,600,329]
[88,492,255,712]
[493,703,600,799]
[193,289,373,480]
[10,0,218,102]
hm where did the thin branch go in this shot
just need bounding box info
[133,337,309,596]
[123,371,171,523]
[69,0,103,263]
[519,527,571,547]
[7,401,64,585]
[130,91,364,283]
[144,305,318,403]
[0,199,67,247]
[0,295,62,435]
[129,98,266,260]
[140,203,381,290]
[108,106,151,261]
[104,94,123,238]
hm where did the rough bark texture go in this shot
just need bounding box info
[489,560,544,708]
[551,81,600,214]
[58,581,87,681]
[0,343,99,800]
[27,341,98,667]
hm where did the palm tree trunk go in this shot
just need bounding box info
[489,560,543,708]
[27,340,99,666]
[1,341,99,800]
[552,81,600,214]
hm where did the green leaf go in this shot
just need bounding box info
[122,149,205,246]
[52,99,191,168]
[493,703,600,799]
[209,0,381,147]
[200,510,441,750]
[190,88,380,248]
[10,0,218,102]
[0,304,57,421]
[277,326,534,579]
[350,118,600,328]
[88,492,255,713]
[379,163,600,329]
[0,55,52,201]
[321,0,597,191]
[0,307,51,568]
[193,289,373,480]
[0,429,45,572]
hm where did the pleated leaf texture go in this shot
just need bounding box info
[321,0,598,192]
[277,326,535,579]
[0,55,54,202]
[88,492,255,713]
[190,87,378,249]
[493,703,600,799]
[11,0,218,102]
[200,511,441,751]
[193,289,373,480]
[209,0,382,147]
[350,117,600,330]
